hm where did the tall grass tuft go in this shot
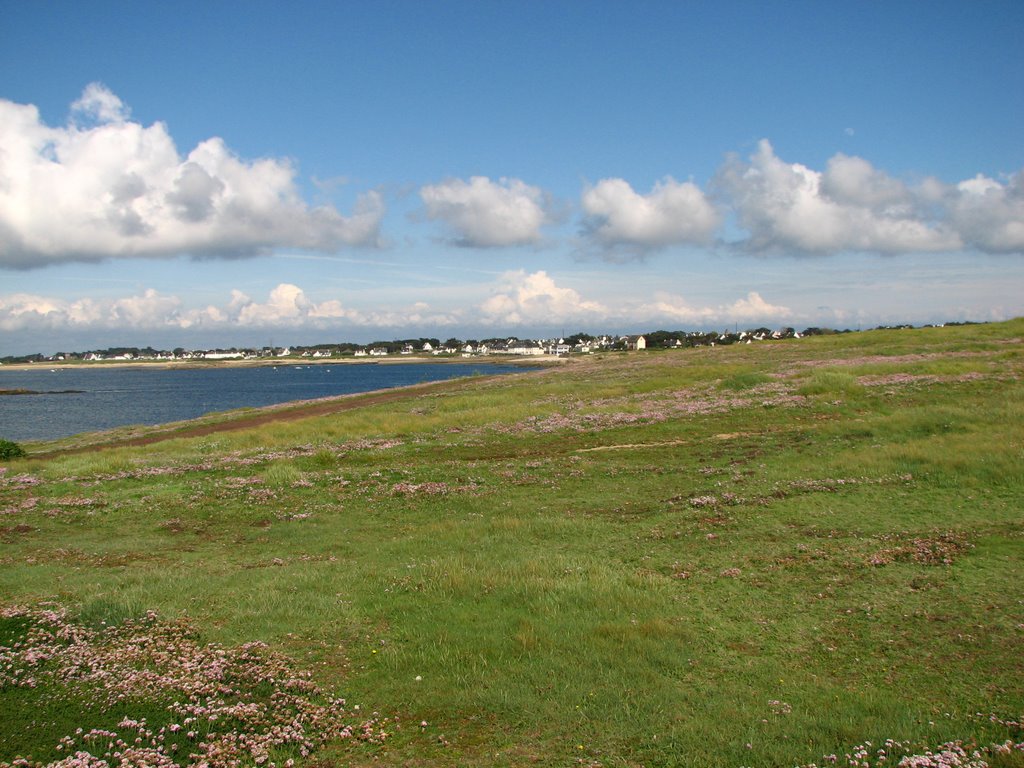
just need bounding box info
[796,368,863,396]
[261,460,303,487]
[719,371,773,390]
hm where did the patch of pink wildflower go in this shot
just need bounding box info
[758,474,913,505]
[0,606,390,768]
[868,531,972,567]
[390,481,453,496]
[797,733,1024,768]
[49,440,405,487]
[489,384,805,436]
[768,699,792,715]
[1,497,39,515]
[0,473,42,489]
[790,350,997,371]
[386,479,483,498]
[688,495,719,508]
[856,370,994,389]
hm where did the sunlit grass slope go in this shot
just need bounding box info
[2,320,1022,767]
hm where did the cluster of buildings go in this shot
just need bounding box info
[3,327,820,365]
[352,335,649,358]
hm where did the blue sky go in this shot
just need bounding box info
[1,0,1022,356]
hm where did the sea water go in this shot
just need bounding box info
[0,362,525,442]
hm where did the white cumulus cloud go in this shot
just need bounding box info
[581,176,720,250]
[420,176,552,247]
[642,293,717,324]
[71,82,131,124]
[0,84,384,269]
[233,283,360,326]
[726,291,792,321]
[0,289,186,331]
[585,145,1023,258]
[715,140,961,254]
[641,291,791,325]
[948,171,1024,253]
[479,270,606,325]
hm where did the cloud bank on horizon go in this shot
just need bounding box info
[0,275,793,340]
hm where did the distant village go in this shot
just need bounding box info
[0,323,969,365]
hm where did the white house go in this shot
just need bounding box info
[625,335,647,351]
[508,343,545,356]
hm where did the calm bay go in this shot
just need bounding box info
[0,362,526,443]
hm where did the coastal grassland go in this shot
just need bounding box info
[1,321,1022,767]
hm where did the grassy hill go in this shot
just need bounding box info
[1,321,1022,767]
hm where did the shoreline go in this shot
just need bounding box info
[1,358,562,448]
[21,362,560,456]
[20,379,467,457]
[0,355,562,372]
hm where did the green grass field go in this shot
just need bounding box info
[1,321,1022,767]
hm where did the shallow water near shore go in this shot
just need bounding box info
[0,362,524,442]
